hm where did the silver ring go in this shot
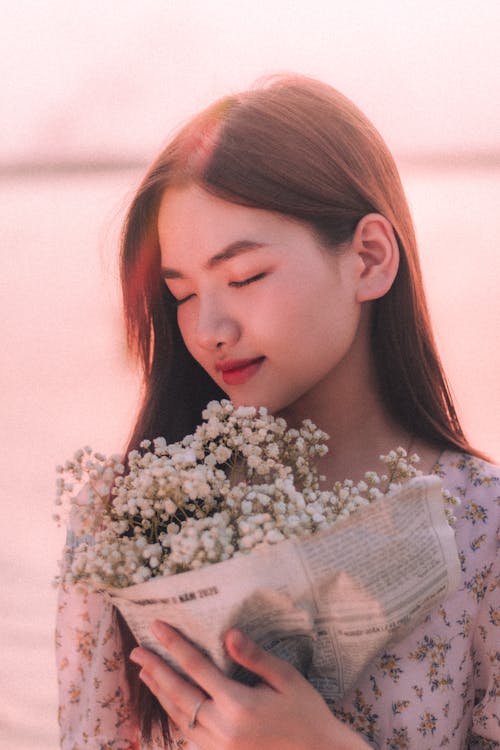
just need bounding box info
[188,698,206,729]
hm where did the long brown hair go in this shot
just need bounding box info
[118,74,484,744]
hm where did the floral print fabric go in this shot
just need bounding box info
[55,451,500,749]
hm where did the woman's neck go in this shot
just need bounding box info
[287,390,440,485]
[278,329,440,484]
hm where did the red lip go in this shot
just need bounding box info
[216,356,265,385]
[216,357,264,372]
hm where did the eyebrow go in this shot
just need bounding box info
[161,240,267,279]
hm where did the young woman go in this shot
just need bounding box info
[56,75,499,749]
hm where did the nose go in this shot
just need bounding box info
[195,296,240,351]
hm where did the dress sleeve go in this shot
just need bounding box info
[55,480,141,750]
[469,529,500,748]
[55,580,141,750]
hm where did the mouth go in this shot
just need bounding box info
[216,356,265,386]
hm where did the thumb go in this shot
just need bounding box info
[225,629,294,691]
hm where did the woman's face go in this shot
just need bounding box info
[158,185,365,418]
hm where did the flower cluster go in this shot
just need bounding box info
[55,400,458,590]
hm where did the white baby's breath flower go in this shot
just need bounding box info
[241,500,253,515]
[214,445,232,463]
[55,400,444,590]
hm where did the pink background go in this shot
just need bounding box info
[1,3,499,748]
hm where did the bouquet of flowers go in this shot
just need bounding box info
[55,400,460,698]
[55,400,458,590]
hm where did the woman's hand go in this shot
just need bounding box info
[130,621,371,750]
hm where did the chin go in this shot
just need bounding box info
[222,378,307,415]
[231,394,293,417]
[224,391,273,413]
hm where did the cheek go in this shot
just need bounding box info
[282,289,359,357]
[176,309,197,354]
[264,284,320,331]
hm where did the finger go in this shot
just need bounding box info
[224,629,296,692]
[150,620,234,699]
[130,647,210,720]
[138,667,213,742]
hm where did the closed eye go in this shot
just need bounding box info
[172,293,194,307]
[172,272,267,307]
[230,272,267,288]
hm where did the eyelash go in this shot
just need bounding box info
[173,272,267,307]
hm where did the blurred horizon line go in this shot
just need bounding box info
[2,150,500,177]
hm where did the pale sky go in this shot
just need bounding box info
[2,0,500,164]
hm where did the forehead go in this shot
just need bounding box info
[157,185,310,263]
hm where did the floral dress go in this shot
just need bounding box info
[55,451,500,749]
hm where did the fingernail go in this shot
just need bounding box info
[151,620,168,639]
[229,628,247,650]
[130,648,143,664]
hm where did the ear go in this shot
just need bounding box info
[352,214,399,303]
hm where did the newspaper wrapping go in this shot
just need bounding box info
[107,475,460,702]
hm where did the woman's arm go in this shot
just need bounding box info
[56,581,140,749]
[131,621,371,750]
[469,537,500,748]
[56,479,141,748]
